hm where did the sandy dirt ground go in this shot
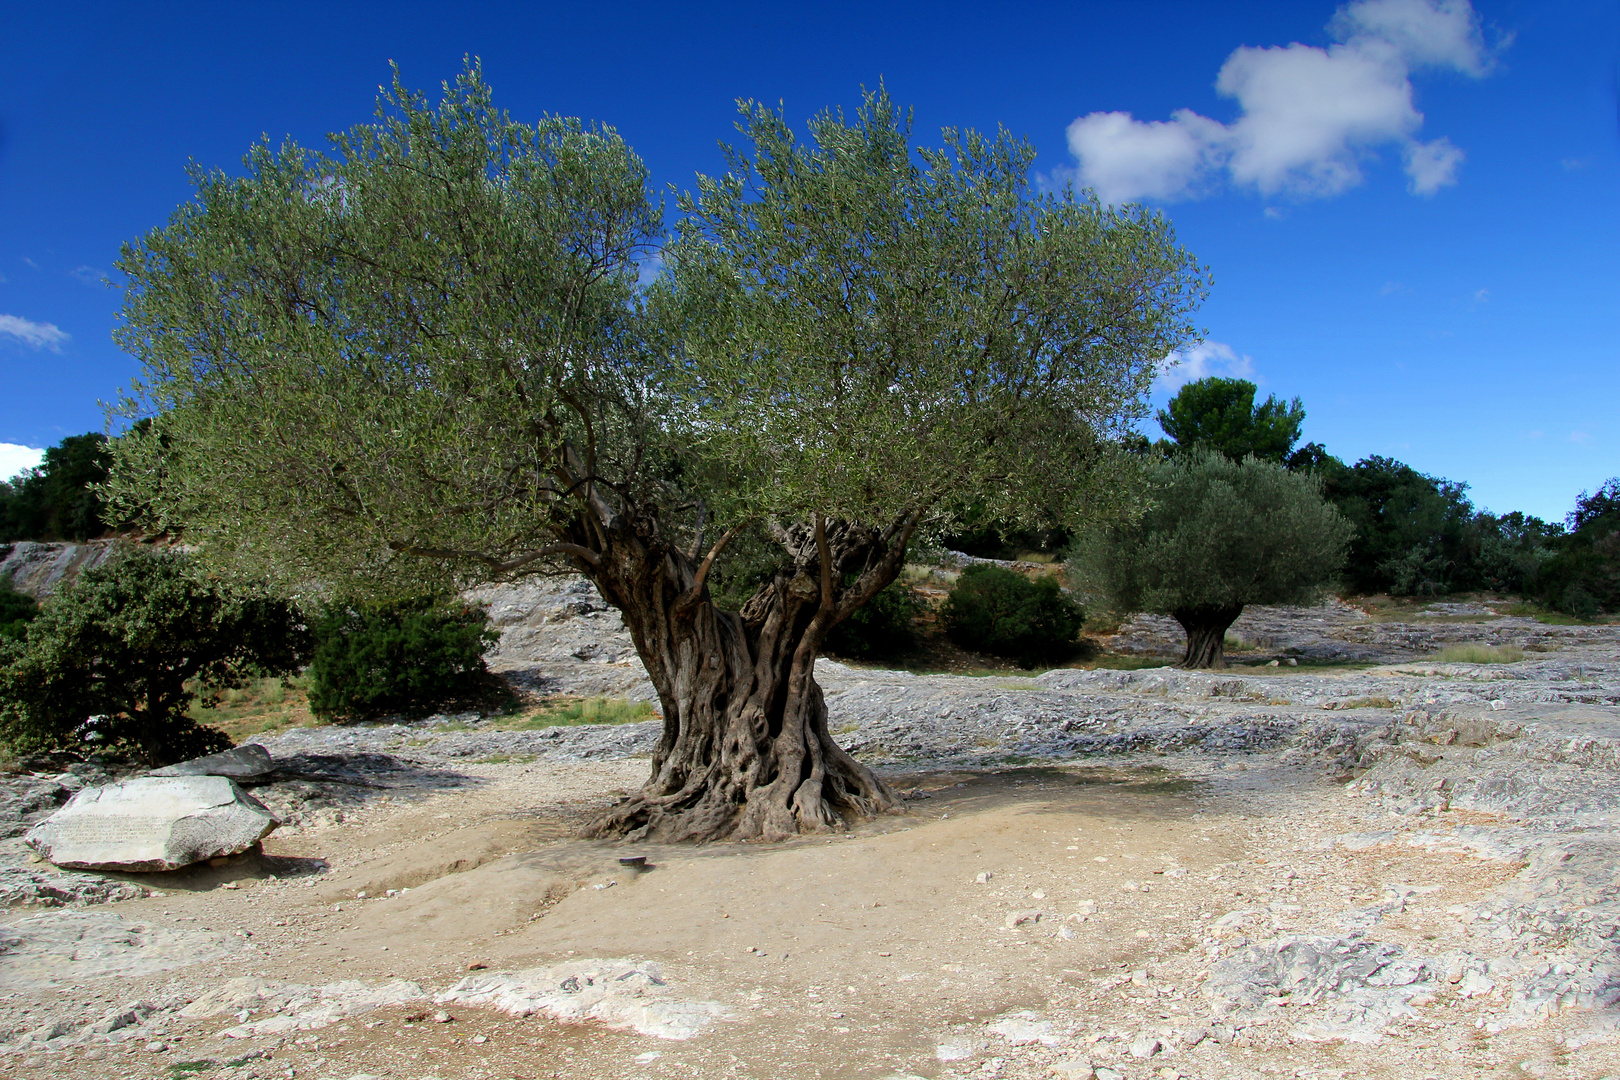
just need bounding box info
[5,747,1616,1080]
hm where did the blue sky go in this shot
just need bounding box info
[0,0,1615,520]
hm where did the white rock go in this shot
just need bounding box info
[436,958,729,1040]
[25,776,278,872]
[1128,1035,1161,1058]
[990,1012,1061,1046]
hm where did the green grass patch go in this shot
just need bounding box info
[500,696,658,730]
[187,674,318,742]
[168,1062,218,1078]
[1430,644,1525,665]
[1500,601,1612,626]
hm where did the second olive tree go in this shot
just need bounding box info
[1072,451,1352,668]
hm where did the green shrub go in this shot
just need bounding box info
[0,579,38,643]
[0,549,308,765]
[941,565,1084,669]
[306,594,500,720]
[825,579,921,660]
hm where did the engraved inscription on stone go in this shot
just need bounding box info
[25,775,278,872]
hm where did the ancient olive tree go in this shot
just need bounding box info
[107,64,1207,840]
[1071,451,1353,669]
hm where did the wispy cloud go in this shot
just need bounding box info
[1569,431,1593,445]
[1380,280,1409,295]
[20,257,38,270]
[70,265,110,286]
[1472,287,1490,305]
[0,314,70,351]
[1155,340,1257,392]
[0,442,44,481]
[1065,0,1503,205]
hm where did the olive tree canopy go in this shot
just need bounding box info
[108,63,1207,840]
[1072,450,1352,669]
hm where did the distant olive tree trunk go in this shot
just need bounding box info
[1172,605,1244,670]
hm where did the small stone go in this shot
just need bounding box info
[1129,1035,1161,1059]
[1005,910,1042,929]
[1048,1061,1094,1078]
[470,1034,488,1044]
[433,1010,452,1023]
[1095,1068,1123,1080]
[146,1042,168,1053]
[467,961,489,971]
[976,872,993,884]
[1057,926,1078,940]
[1031,890,1046,900]
[356,891,368,899]
[1180,1027,1210,1049]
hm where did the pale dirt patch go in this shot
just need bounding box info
[6,751,1617,1080]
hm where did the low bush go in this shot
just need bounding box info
[825,579,922,660]
[0,549,308,765]
[306,594,501,721]
[0,579,37,643]
[941,565,1084,669]
[1431,644,1524,664]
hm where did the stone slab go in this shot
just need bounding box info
[149,742,275,781]
[24,775,279,872]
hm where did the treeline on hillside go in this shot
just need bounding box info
[952,376,1616,617]
[1143,376,1611,615]
[0,432,114,542]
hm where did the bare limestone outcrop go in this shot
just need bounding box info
[0,540,120,600]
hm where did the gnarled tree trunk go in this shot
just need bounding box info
[1172,604,1244,669]
[577,515,911,842]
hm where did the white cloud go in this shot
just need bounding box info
[0,443,44,482]
[0,315,69,351]
[1065,110,1226,205]
[1404,136,1465,194]
[1066,0,1499,204]
[70,265,110,286]
[1155,340,1256,392]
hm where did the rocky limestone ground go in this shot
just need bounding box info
[1,575,1620,1079]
